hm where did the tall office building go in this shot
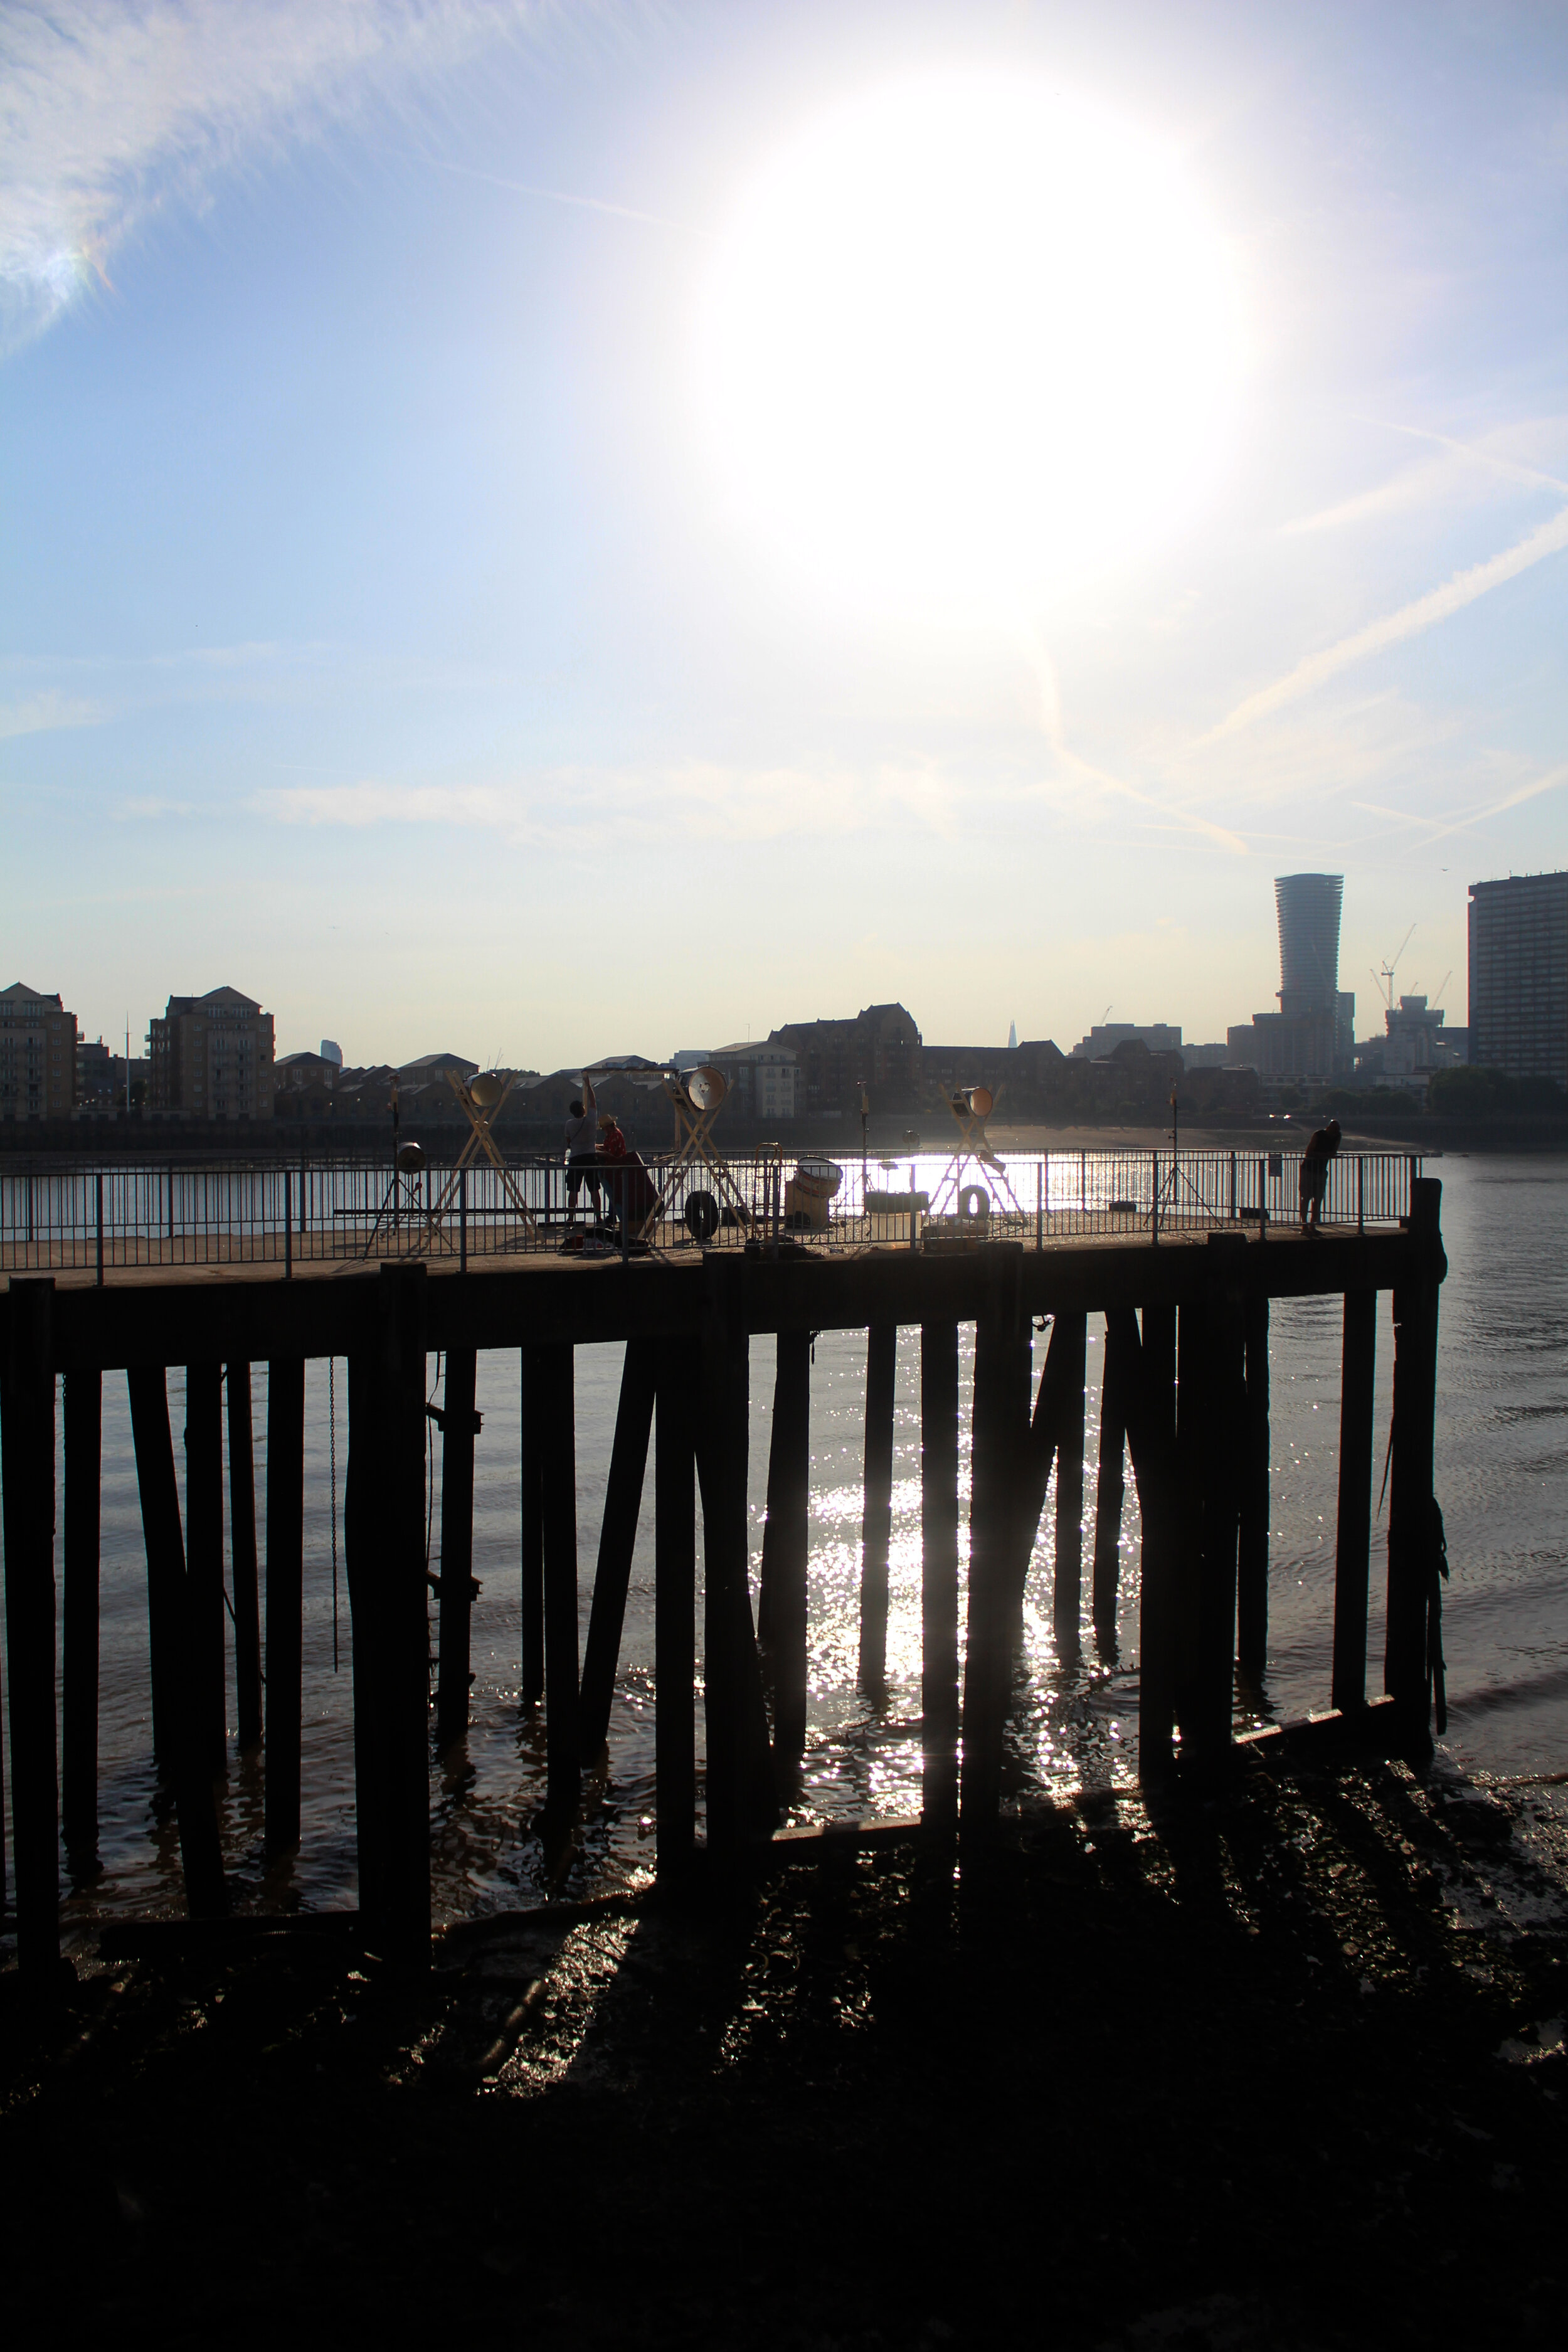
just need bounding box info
[1275,873,1343,1014]
[1227,874,1353,1079]
[1468,872,1568,1085]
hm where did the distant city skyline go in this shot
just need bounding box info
[5,3,1567,1066]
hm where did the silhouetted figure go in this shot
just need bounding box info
[1298,1117,1342,1232]
[565,1073,600,1221]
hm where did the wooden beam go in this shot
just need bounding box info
[1,1279,60,1974]
[920,1319,960,1837]
[539,1342,580,1825]
[1051,1311,1088,1655]
[960,1248,1029,1840]
[765,1329,811,1764]
[655,1334,697,1873]
[128,1362,184,1766]
[263,1358,305,1856]
[184,1360,228,1774]
[578,1337,657,1760]
[1192,1239,1246,1761]
[1113,1301,1178,1785]
[696,1258,775,1851]
[1090,1318,1126,1651]
[519,1348,545,1706]
[125,1360,226,1917]
[858,1321,897,1696]
[1331,1290,1377,1714]
[61,1367,101,1853]
[226,1364,262,1752]
[435,1345,479,1748]
[344,1265,430,1957]
[1236,1295,1270,1686]
[1385,1180,1445,1754]
[32,1225,1436,1374]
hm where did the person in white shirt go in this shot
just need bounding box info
[564,1072,600,1221]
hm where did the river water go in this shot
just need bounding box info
[21,1153,1567,1938]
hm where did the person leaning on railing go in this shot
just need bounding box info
[1298,1117,1342,1233]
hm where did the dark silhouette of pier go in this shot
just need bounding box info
[0,1184,1448,1976]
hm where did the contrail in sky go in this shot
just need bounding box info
[406,151,709,237]
[1210,501,1568,739]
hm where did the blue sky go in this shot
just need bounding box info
[3,0,1567,1069]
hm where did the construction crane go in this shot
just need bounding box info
[1370,924,1416,1014]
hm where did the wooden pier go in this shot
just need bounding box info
[0,1184,1448,1976]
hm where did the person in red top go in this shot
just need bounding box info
[595,1111,660,1238]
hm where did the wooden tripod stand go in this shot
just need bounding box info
[421,1069,538,1244]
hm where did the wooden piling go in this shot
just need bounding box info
[62,1367,102,1852]
[1051,1310,1087,1654]
[344,1264,430,1957]
[1,1279,60,1974]
[1090,1319,1126,1650]
[126,1361,226,1917]
[226,1363,263,1752]
[538,1341,580,1823]
[128,1363,184,1765]
[579,1337,657,1761]
[1332,1290,1378,1714]
[696,1258,776,1851]
[765,1329,811,1763]
[184,1360,228,1773]
[920,1320,960,1836]
[1236,1295,1271,1685]
[263,1358,305,1855]
[1116,1301,1179,1783]
[1172,1303,1206,1737]
[1003,1313,1074,1633]
[961,1249,1029,1838]
[1386,1179,1444,1752]
[858,1321,897,1693]
[1192,1237,1246,1759]
[435,1345,480,1748]
[519,1347,545,1705]
[655,1334,697,1872]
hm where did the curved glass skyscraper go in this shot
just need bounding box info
[1275,872,1343,1014]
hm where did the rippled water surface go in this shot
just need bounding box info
[21,1153,1568,1935]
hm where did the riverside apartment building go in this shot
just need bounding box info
[0,981,77,1120]
[148,987,276,1120]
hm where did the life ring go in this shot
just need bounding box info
[958,1184,990,1224]
[684,1189,720,1242]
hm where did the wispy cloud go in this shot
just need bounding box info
[250,760,946,848]
[0,689,105,739]
[0,1,569,354]
[114,794,198,820]
[1210,500,1568,738]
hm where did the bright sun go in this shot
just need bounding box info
[694,73,1244,622]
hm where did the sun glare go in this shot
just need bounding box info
[694,73,1244,622]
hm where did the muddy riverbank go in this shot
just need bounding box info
[4,1752,1565,2348]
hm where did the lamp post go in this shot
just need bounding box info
[859,1084,869,1190]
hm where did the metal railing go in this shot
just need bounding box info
[0,1148,1422,1278]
